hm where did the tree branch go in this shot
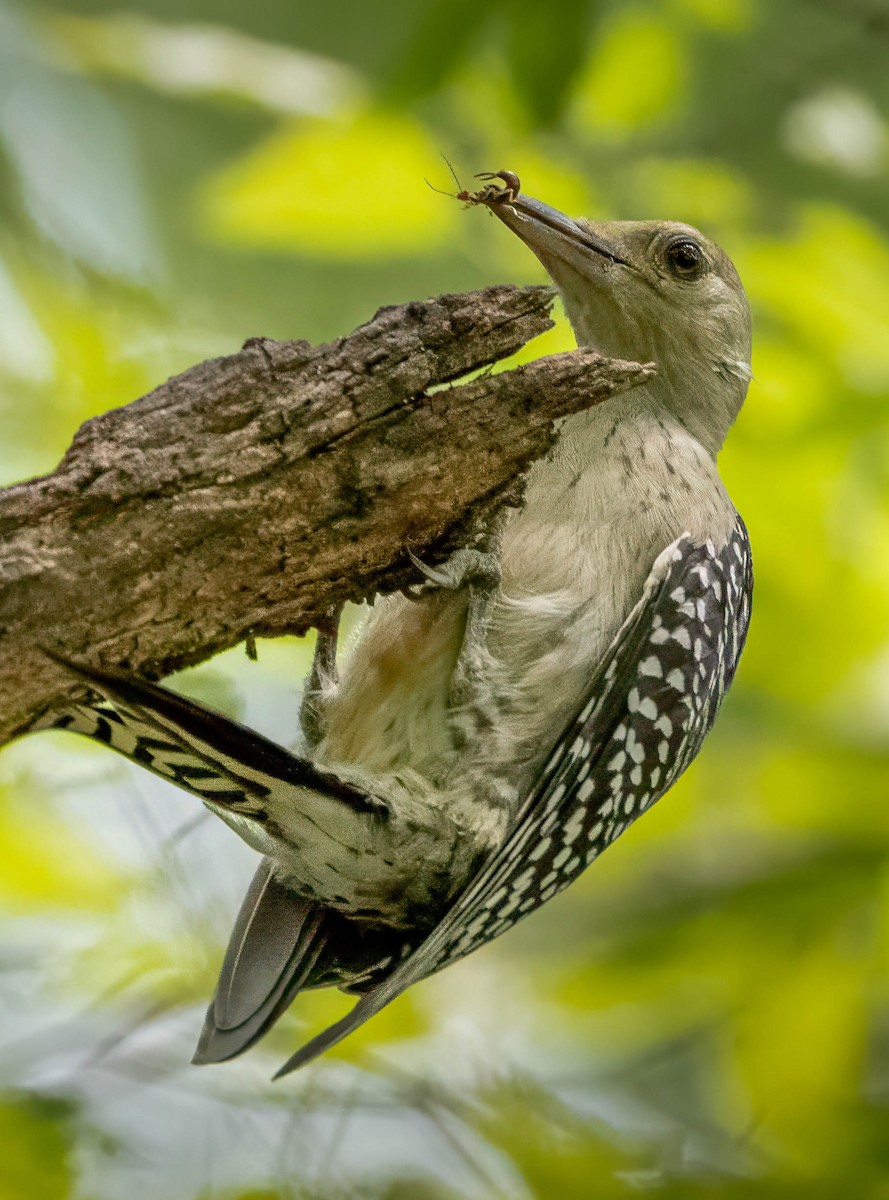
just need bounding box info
[0,284,655,745]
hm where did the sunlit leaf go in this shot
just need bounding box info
[197,110,460,259]
[570,9,687,134]
[746,207,889,392]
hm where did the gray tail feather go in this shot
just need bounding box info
[193,858,329,1065]
[194,859,415,1069]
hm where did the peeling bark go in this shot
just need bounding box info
[0,284,654,745]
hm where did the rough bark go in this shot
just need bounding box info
[0,284,655,746]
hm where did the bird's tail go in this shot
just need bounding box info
[193,858,330,1063]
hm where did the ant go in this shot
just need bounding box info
[427,157,521,207]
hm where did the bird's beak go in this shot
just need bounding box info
[488,193,632,278]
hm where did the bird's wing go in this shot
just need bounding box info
[193,857,331,1063]
[276,518,753,1074]
[40,655,383,823]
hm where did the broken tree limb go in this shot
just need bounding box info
[0,283,655,745]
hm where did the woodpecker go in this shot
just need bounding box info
[31,174,753,1077]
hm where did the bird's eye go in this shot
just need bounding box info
[666,239,705,278]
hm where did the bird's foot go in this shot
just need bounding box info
[404,547,501,601]
[300,604,343,748]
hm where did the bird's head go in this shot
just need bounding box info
[486,185,752,455]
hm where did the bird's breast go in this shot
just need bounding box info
[317,394,737,809]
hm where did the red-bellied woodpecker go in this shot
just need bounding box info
[31,173,753,1076]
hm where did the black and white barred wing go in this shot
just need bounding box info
[278,519,752,1073]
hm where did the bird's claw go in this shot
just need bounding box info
[404,547,501,601]
[406,549,453,589]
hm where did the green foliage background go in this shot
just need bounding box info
[1,0,889,1195]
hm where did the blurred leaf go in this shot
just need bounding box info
[505,0,598,127]
[570,6,687,135]
[197,109,460,259]
[746,207,889,393]
[629,157,752,231]
[677,0,753,31]
[382,0,490,102]
[0,781,124,912]
[730,926,872,1169]
[0,1096,72,1199]
[0,2,157,281]
[46,11,363,117]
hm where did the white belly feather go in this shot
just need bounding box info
[316,390,736,847]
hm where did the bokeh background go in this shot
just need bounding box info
[1,0,889,1195]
